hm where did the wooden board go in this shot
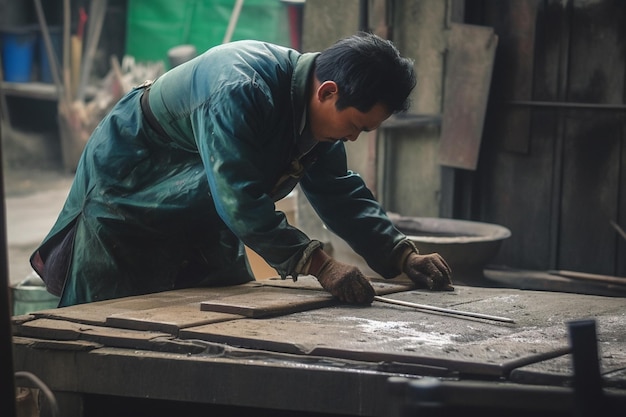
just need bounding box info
[485,268,626,298]
[13,336,102,352]
[484,0,539,154]
[199,278,412,318]
[439,23,498,170]
[106,303,243,335]
[31,283,259,326]
[200,286,334,318]
[14,318,171,350]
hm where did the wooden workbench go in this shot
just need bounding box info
[11,277,626,416]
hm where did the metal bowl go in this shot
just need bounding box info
[389,215,511,285]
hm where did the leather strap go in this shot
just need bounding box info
[140,87,172,141]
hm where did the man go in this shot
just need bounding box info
[31,32,453,307]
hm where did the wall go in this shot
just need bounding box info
[380,0,447,217]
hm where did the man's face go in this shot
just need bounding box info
[308,81,390,143]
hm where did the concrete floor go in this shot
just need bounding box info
[3,167,74,286]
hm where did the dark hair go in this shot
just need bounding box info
[315,32,417,113]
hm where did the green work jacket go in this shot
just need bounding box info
[33,40,409,306]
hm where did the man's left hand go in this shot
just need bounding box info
[404,252,454,291]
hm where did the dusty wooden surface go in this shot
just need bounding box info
[12,278,626,386]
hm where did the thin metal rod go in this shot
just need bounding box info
[373,296,515,324]
[14,372,59,417]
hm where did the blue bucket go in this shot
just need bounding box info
[1,26,37,82]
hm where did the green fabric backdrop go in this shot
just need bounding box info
[126,0,291,67]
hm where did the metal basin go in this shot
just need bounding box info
[389,215,511,285]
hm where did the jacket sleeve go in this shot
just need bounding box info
[299,141,412,279]
[191,78,317,278]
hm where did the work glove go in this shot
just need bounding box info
[308,249,375,304]
[403,252,454,291]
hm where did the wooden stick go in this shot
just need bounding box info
[223,0,244,44]
[77,0,108,102]
[549,270,626,287]
[34,0,66,107]
[373,296,515,324]
[62,0,72,105]
[611,220,626,242]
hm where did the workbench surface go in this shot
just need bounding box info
[11,277,626,416]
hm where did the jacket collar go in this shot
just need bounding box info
[291,52,320,139]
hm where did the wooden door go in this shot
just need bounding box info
[465,0,626,276]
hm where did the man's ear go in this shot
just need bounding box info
[317,81,339,102]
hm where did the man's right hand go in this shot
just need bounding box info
[402,252,453,291]
[309,249,375,304]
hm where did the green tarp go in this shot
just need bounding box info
[126,0,291,67]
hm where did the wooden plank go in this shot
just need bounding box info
[13,336,102,351]
[106,303,243,334]
[486,0,539,154]
[557,42,624,277]
[31,284,259,325]
[485,268,626,298]
[13,318,171,350]
[199,278,412,318]
[476,1,560,271]
[560,119,622,275]
[549,270,626,287]
[439,23,498,170]
[200,286,334,318]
